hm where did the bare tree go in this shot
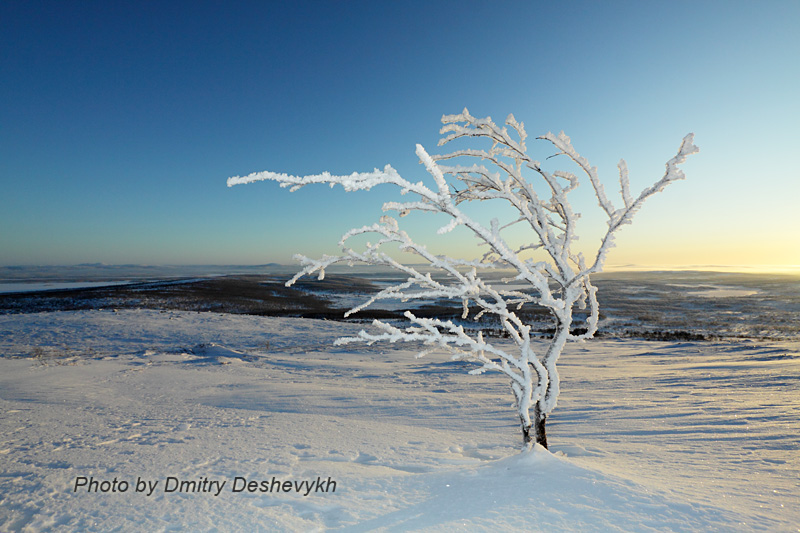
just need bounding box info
[228,109,698,448]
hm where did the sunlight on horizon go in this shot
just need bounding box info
[603,263,800,275]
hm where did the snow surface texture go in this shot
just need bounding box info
[1,310,798,531]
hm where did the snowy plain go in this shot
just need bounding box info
[1,309,798,531]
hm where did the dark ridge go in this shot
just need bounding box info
[6,273,791,342]
[593,329,713,342]
[0,275,356,318]
[0,275,569,322]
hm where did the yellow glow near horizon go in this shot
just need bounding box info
[603,263,800,274]
[603,226,800,274]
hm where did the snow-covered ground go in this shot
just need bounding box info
[1,309,798,531]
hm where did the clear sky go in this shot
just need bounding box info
[2,0,798,272]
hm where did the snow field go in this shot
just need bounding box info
[1,309,798,531]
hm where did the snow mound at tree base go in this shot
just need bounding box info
[343,445,745,532]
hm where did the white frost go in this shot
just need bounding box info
[228,109,698,446]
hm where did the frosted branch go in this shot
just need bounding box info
[228,109,697,447]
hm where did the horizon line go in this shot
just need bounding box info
[2,263,799,275]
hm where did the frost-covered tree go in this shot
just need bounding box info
[228,109,698,448]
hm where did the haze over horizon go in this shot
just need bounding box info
[2,262,799,278]
[2,1,798,272]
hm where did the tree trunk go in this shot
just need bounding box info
[521,405,548,449]
[534,405,548,449]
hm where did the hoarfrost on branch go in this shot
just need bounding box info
[228,109,698,448]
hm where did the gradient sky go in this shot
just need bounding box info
[2,1,798,271]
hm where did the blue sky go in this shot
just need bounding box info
[2,0,798,271]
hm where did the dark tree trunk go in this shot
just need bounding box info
[521,405,548,449]
[534,406,548,449]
